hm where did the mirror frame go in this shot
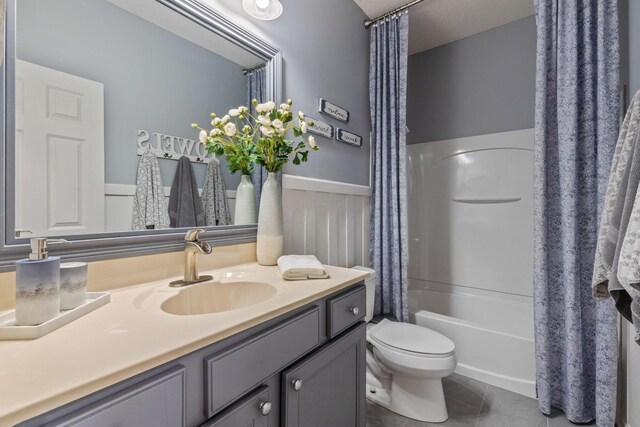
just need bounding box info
[0,0,282,271]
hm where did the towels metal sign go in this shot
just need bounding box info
[305,117,334,139]
[318,98,349,123]
[336,129,363,147]
[136,129,213,163]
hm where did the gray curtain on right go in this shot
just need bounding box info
[247,66,267,211]
[533,1,620,425]
[369,13,409,322]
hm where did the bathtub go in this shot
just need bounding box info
[409,279,536,398]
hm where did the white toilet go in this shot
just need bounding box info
[353,266,456,423]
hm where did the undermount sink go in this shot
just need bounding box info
[161,281,277,315]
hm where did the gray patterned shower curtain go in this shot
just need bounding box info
[369,13,409,322]
[533,1,620,425]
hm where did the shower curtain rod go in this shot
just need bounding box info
[242,64,265,75]
[364,0,425,29]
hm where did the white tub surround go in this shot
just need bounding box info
[409,281,535,397]
[407,128,535,397]
[0,263,368,426]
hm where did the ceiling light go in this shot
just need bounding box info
[242,0,283,20]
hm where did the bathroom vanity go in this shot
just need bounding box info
[0,264,368,427]
[0,0,371,424]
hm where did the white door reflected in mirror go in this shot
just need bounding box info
[15,59,105,237]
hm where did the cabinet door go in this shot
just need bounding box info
[282,322,366,427]
[201,386,272,427]
[45,365,186,427]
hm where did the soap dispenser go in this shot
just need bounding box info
[15,238,67,326]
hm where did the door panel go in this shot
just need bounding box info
[282,322,365,427]
[15,59,105,236]
[45,366,186,427]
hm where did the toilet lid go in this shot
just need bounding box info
[369,319,455,355]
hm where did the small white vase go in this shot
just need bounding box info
[257,172,283,265]
[234,175,257,225]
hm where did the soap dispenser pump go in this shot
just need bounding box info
[15,238,68,326]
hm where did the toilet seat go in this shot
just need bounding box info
[369,319,455,356]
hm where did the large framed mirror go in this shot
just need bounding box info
[0,0,281,270]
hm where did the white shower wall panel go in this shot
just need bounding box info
[407,129,534,297]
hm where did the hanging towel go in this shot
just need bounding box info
[277,255,329,280]
[168,156,205,228]
[201,158,232,226]
[132,150,169,230]
[593,90,640,344]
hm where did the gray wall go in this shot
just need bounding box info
[407,16,536,144]
[207,0,371,186]
[620,3,640,427]
[627,0,640,94]
[16,0,247,188]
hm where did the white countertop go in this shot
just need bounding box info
[0,262,368,426]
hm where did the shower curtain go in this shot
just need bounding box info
[247,66,267,211]
[369,13,409,322]
[533,1,620,425]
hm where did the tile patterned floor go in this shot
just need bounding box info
[365,374,594,427]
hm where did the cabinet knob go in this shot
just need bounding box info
[349,306,359,316]
[258,401,272,416]
[292,378,304,391]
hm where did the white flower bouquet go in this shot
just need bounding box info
[192,99,318,174]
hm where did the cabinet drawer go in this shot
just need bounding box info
[204,306,320,417]
[45,365,186,427]
[327,285,365,338]
[201,386,272,427]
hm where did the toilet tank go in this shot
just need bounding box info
[351,266,376,322]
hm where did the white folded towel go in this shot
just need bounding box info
[277,255,329,280]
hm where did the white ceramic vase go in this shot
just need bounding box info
[257,172,283,265]
[234,175,257,225]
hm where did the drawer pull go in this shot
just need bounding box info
[292,379,304,391]
[349,306,359,316]
[259,401,272,416]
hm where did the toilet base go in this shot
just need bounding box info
[366,374,448,423]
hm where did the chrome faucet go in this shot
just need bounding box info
[169,229,214,287]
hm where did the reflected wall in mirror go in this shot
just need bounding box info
[13,0,267,237]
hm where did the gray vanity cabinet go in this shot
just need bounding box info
[203,307,320,418]
[42,366,187,427]
[20,284,365,427]
[201,386,272,427]
[282,322,366,427]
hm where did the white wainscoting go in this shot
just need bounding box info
[282,174,371,268]
[104,184,236,232]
